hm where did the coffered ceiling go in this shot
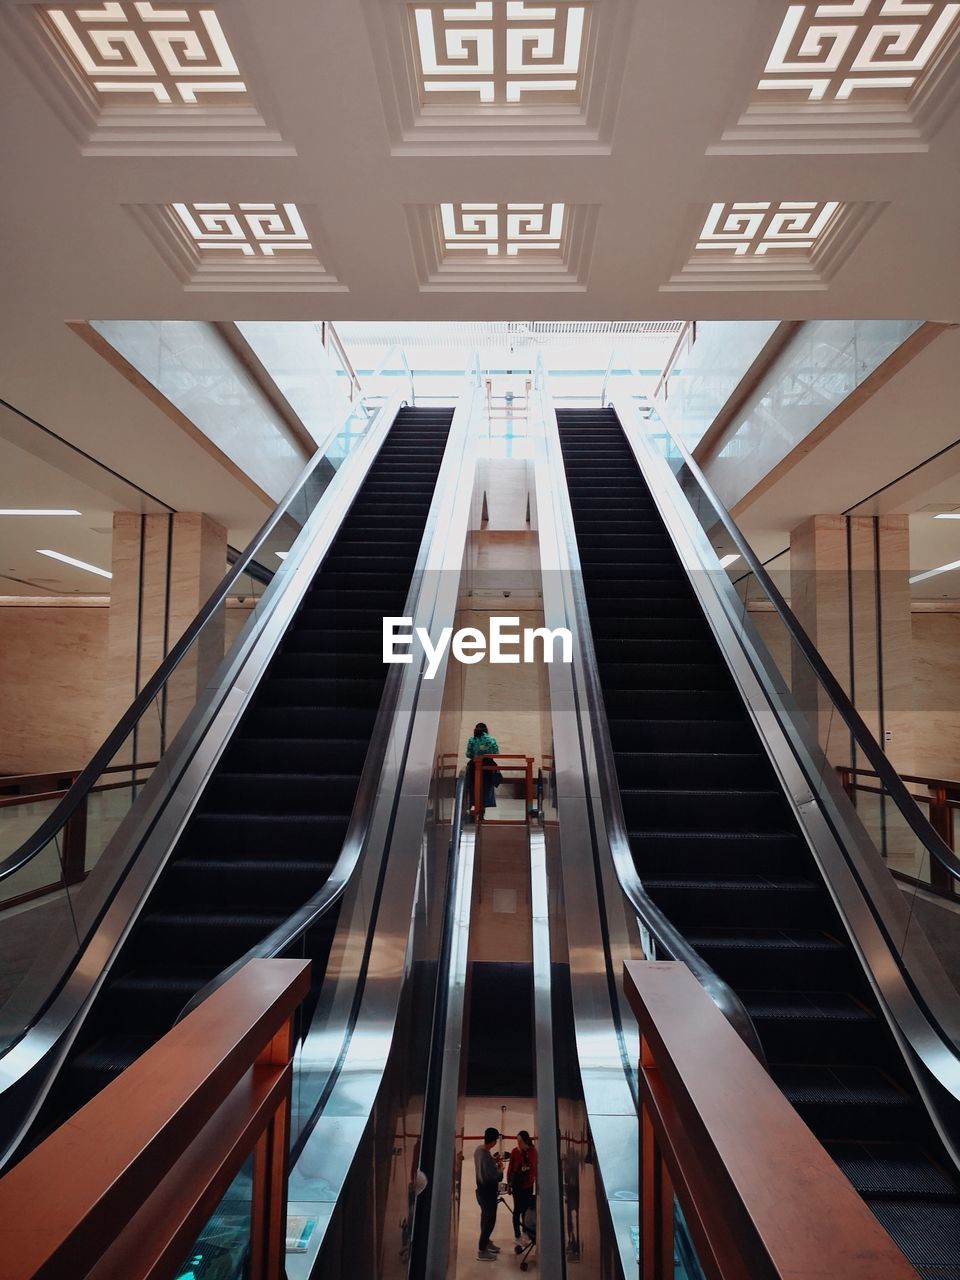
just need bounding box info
[0,0,958,535]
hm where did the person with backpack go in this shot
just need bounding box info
[465,721,500,819]
[506,1130,538,1242]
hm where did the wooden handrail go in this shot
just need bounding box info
[839,764,960,792]
[623,960,921,1280]
[0,958,310,1280]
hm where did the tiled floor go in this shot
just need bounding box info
[456,1096,537,1279]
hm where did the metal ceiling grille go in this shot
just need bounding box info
[333,320,684,348]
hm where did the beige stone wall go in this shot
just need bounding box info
[912,612,960,781]
[0,604,108,773]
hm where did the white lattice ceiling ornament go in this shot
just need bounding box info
[663,200,882,292]
[127,201,346,292]
[406,201,597,290]
[9,2,293,154]
[361,0,634,153]
[410,2,588,105]
[712,0,960,152]
[440,202,567,258]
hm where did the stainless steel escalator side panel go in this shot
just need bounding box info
[283,377,486,1278]
[529,386,639,1280]
[0,395,408,1166]
[530,824,569,1280]
[610,388,960,1165]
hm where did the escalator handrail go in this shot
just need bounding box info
[0,397,382,886]
[647,410,960,886]
[535,387,767,1065]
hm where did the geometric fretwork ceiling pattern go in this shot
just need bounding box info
[405,200,596,290]
[693,201,843,258]
[757,0,960,105]
[440,202,567,257]
[663,199,882,292]
[362,0,634,154]
[409,1,588,105]
[38,2,248,105]
[128,202,346,292]
[12,2,293,154]
[711,0,960,153]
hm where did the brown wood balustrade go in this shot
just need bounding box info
[0,762,157,910]
[471,752,535,825]
[0,957,309,1280]
[623,960,921,1280]
[837,764,960,896]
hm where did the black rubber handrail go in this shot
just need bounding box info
[659,420,960,884]
[0,439,340,884]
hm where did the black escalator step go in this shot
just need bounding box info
[595,638,718,664]
[687,928,849,988]
[329,539,423,556]
[131,909,288,964]
[98,967,219,1033]
[204,772,359,816]
[322,556,418,575]
[296,608,400,632]
[630,830,807,876]
[621,788,791,832]
[242,705,377,739]
[283,628,382,655]
[868,1200,960,1273]
[341,514,428,530]
[586,578,691,599]
[604,688,744,719]
[227,737,369,774]
[587,596,701,619]
[608,718,756,752]
[576,533,673,550]
[825,1141,960,1201]
[771,1065,917,1141]
[582,564,684,584]
[573,519,670,536]
[310,572,409,592]
[642,876,823,928]
[182,812,349,859]
[743,990,882,1064]
[598,661,731,691]
[65,1034,154,1103]
[614,751,770,789]
[589,617,710,642]
[304,591,409,613]
[578,549,677,568]
[163,858,336,910]
[271,651,387,680]
[258,677,385,708]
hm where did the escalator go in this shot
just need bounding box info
[27,405,454,1136]
[556,407,960,1277]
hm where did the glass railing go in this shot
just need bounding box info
[624,393,960,969]
[0,389,398,1051]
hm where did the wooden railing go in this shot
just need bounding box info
[0,958,309,1280]
[0,762,157,910]
[471,753,536,825]
[623,960,921,1280]
[837,765,960,895]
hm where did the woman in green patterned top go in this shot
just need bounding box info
[466,721,499,817]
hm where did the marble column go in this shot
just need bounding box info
[107,512,227,758]
[789,514,914,776]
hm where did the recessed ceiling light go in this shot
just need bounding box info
[910,559,960,585]
[0,509,81,516]
[718,554,741,569]
[933,513,960,520]
[36,549,112,579]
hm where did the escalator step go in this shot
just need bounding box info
[257,676,386,708]
[629,830,808,876]
[608,717,757,752]
[614,751,771,789]
[772,1065,917,1141]
[182,812,350,858]
[226,737,369,773]
[98,967,219,1032]
[742,990,881,1063]
[599,662,732,691]
[204,772,359,815]
[242,705,378,739]
[163,858,337,909]
[642,877,823,928]
[686,928,849,988]
[271,651,387,680]
[603,689,744,718]
[621,788,792,831]
[868,1201,960,1273]
[826,1141,960,1201]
